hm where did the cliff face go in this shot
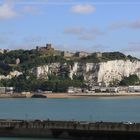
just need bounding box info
[31,60,140,86]
[98,60,140,85]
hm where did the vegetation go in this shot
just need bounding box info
[119,75,140,86]
[0,73,84,92]
[109,79,120,87]
[40,75,84,92]
[81,52,139,63]
[0,49,67,73]
[0,63,12,75]
[17,55,66,72]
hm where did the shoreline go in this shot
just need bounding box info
[44,92,140,99]
[0,92,140,99]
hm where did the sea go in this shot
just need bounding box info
[0,96,140,140]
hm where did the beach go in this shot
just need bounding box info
[0,92,140,99]
[43,92,140,99]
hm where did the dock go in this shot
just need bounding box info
[0,119,140,139]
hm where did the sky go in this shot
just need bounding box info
[0,0,140,58]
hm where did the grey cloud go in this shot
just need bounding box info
[0,3,17,20]
[130,19,140,29]
[91,28,105,35]
[64,26,105,41]
[0,0,40,20]
[79,34,96,40]
[110,19,140,30]
[64,27,84,35]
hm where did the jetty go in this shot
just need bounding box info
[0,119,140,139]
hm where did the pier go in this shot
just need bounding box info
[0,119,140,139]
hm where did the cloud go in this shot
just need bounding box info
[110,19,140,30]
[79,34,96,40]
[130,19,140,29]
[64,27,84,35]
[0,3,17,19]
[64,27,104,41]
[71,4,96,14]
[0,0,40,20]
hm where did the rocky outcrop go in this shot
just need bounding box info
[31,60,140,86]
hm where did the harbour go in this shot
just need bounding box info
[0,97,140,139]
[1,97,140,122]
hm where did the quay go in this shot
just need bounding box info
[0,119,140,139]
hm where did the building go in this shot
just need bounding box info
[36,44,62,56]
[36,44,54,52]
[67,87,74,93]
[128,86,140,92]
[0,87,5,93]
[67,87,82,93]
[16,58,20,65]
[0,87,14,94]
[0,49,4,54]
[76,51,91,58]
[6,87,14,94]
[96,52,102,58]
[89,86,119,93]
[62,51,74,59]
[107,87,119,93]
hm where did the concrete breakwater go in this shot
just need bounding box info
[0,119,140,139]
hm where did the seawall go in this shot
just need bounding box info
[0,119,140,139]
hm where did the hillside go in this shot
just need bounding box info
[0,44,140,92]
[0,44,139,74]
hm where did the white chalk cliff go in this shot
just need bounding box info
[31,60,140,86]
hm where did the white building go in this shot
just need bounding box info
[67,87,82,93]
[128,86,140,92]
[107,87,119,93]
[0,87,14,94]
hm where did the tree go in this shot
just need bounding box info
[119,74,140,86]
